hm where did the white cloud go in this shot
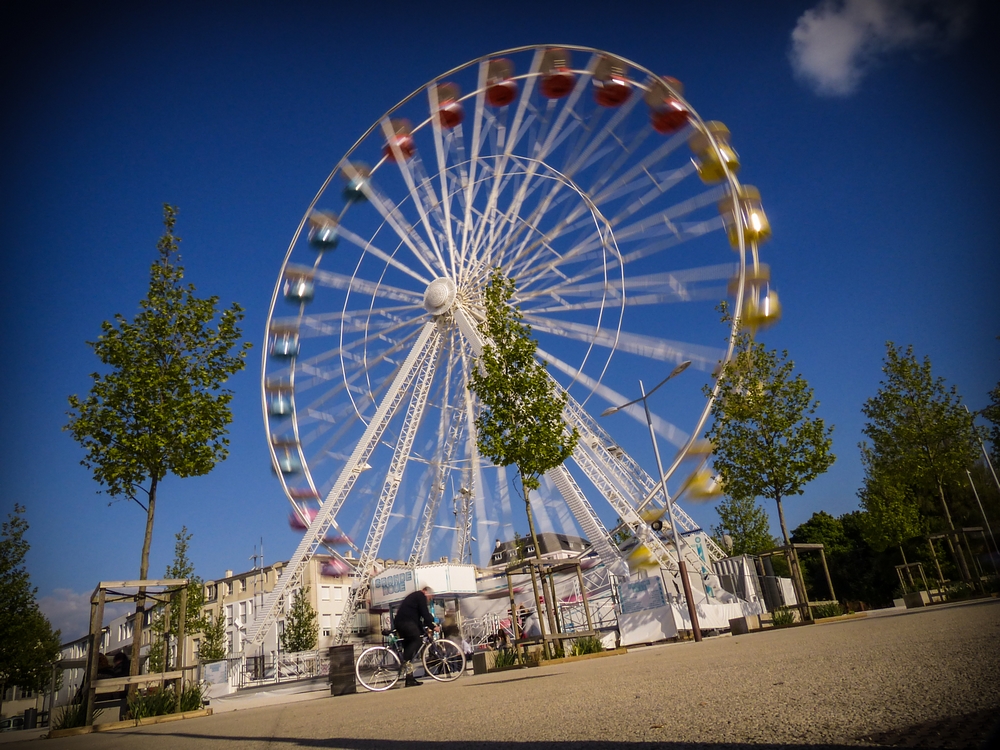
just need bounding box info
[38,589,133,643]
[789,0,973,96]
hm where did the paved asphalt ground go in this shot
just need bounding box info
[9,599,1000,749]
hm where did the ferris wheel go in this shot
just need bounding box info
[249,45,778,647]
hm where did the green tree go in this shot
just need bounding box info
[1,506,61,717]
[857,447,926,568]
[467,269,579,557]
[704,320,835,549]
[860,342,979,581]
[280,586,318,653]
[711,495,777,556]
[65,205,251,675]
[984,338,1000,466]
[148,527,206,671]
[791,510,900,608]
[198,612,227,662]
[705,313,834,613]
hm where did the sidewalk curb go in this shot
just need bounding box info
[47,708,212,738]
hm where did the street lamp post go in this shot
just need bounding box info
[601,361,702,642]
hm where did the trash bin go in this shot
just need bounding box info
[23,707,37,730]
[329,645,356,696]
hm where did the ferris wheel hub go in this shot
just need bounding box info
[423,277,457,316]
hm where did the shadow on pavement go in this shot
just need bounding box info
[462,673,563,687]
[860,708,1000,749]
[114,735,861,749]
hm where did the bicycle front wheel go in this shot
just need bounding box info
[355,646,402,691]
[422,639,466,682]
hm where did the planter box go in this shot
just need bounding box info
[904,591,931,608]
[729,615,760,635]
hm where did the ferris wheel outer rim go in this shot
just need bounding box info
[261,43,758,534]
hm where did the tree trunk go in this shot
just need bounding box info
[899,545,915,589]
[130,475,158,680]
[935,479,971,582]
[775,496,810,620]
[522,480,558,653]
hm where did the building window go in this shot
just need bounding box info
[226,605,234,627]
[321,614,331,637]
[205,584,217,601]
[321,586,330,602]
[226,582,234,596]
[240,578,247,592]
[334,586,343,601]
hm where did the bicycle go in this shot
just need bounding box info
[355,628,466,691]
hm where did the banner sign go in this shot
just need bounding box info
[618,575,667,615]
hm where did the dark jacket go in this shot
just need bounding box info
[394,590,434,630]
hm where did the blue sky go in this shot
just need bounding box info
[2,0,997,640]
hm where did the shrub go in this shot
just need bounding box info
[52,703,101,730]
[179,682,205,712]
[812,602,844,619]
[492,648,519,669]
[127,681,202,721]
[570,636,604,656]
[945,581,975,601]
[771,607,795,626]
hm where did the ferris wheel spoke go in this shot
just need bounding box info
[498,59,593,240]
[588,127,691,205]
[563,93,640,179]
[380,119,451,275]
[285,263,424,307]
[357,173,443,279]
[539,346,690,447]
[428,85,460,276]
[287,304,422,332]
[606,167,717,228]
[471,51,543,268]
[293,318,423,379]
[459,61,492,279]
[528,315,722,371]
[520,264,734,312]
[579,127,654,203]
[337,226,432,286]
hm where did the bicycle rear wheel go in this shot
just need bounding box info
[356,646,402,691]
[422,639,466,682]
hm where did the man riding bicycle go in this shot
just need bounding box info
[393,585,439,686]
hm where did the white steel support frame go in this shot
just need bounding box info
[407,327,467,565]
[408,393,466,565]
[547,464,628,577]
[333,325,443,644]
[558,383,716,586]
[247,322,439,647]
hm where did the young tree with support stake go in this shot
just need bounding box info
[859,342,980,583]
[705,308,835,616]
[65,205,251,678]
[857,446,928,586]
[468,269,579,646]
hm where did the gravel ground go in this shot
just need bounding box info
[14,598,1000,749]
